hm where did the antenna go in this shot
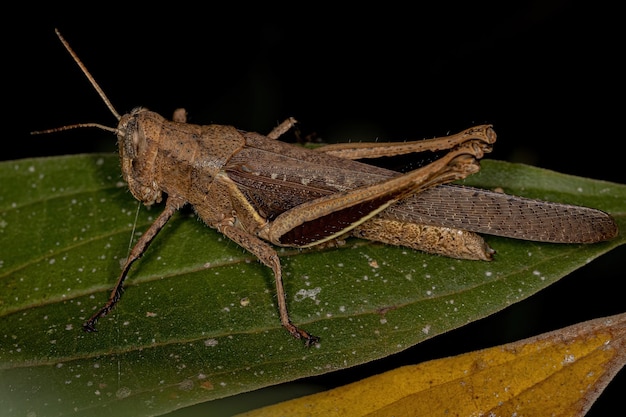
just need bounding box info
[31,30,124,136]
[31,122,119,135]
[54,29,121,121]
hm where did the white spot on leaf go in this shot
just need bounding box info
[294,287,321,302]
[115,387,132,399]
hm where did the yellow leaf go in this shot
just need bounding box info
[237,312,626,417]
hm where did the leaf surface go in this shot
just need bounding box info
[1,155,624,416]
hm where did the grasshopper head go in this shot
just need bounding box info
[118,107,165,206]
[36,30,166,207]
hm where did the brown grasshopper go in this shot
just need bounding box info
[35,30,618,346]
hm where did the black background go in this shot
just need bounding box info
[7,2,624,415]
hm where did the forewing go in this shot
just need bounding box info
[387,184,617,243]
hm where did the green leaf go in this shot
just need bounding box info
[1,155,624,417]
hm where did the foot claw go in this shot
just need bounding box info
[285,322,319,347]
[82,320,98,333]
[303,334,320,348]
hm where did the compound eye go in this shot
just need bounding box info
[131,128,143,154]
[121,117,146,159]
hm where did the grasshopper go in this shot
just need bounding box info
[36,30,618,346]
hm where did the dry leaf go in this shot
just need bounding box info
[237,312,626,417]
